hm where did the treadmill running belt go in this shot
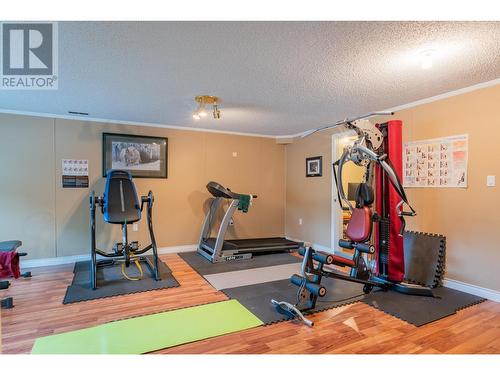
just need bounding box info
[202,237,299,252]
[224,237,299,249]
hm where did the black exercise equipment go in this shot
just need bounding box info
[0,240,31,309]
[1,279,12,309]
[89,170,160,289]
[271,299,314,327]
[1,296,14,309]
[274,115,441,324]
[198,181,300,263]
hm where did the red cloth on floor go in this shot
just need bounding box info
[0,251,20,279]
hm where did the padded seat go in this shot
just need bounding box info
[346,207,372,243]
[103,170,142,224]
[0,241,22,253]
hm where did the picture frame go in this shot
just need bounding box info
[102,133,168,178]
[306,156,322,177]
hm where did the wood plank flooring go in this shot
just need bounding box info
[1,253,499,354]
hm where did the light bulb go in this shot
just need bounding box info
[192,112,200,120]
[199,109,208,117]
[213,104,221,119]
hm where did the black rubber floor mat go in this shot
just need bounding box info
[179,251,300,276]
[404,231,446,287]
[63,257,179,304]
[222,277,366,325]
[362,287,485,326]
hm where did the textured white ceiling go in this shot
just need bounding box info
[1,21,499,136]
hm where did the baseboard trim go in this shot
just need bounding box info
[443,278,500,302]
[158,244,198,254]
[20,244,198,269]
[21,254,89,269]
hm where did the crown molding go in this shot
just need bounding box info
[384,77,500,113]
[0,108,276,139]
[2,78,499,140]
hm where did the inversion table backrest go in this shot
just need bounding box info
[103,170,141,224]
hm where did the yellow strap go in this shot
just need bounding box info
[121,252,144,281]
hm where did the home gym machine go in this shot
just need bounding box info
[273,113,434,325]
[198,181,301,263]
[89,170,161,289]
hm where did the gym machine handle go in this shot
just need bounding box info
[396,201,416,235]
[271,299,314,327]
[396,200,416,218]
[231,186,257,199]
[140,191,155,211]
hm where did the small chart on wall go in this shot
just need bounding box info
[403,134,468,188]
[62,159,89,188]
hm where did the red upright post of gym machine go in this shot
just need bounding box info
[375,120,405,282]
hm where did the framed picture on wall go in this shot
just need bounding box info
[306,156,322,177]
[102,133,168,178]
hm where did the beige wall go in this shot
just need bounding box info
[0,116,56,259]
[285,84,500,291]
[0,114,286,259]
[285,133,333,246]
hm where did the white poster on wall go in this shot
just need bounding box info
[403,134,468,188]
[62,159,89,188]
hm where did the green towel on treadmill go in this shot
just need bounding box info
[238,194,251,213]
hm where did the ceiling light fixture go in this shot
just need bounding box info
[193,95,221,120]
[419,49,435,70]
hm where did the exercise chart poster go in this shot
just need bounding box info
[403,134,468,188]
[62,159,89,188]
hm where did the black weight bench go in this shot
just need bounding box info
[1,240,31,309]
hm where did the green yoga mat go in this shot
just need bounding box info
[31,300,263,354]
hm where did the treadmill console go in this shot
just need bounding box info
[206,181,240,199]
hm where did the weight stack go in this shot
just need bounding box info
[377,217,391,277]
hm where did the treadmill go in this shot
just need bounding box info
[198,181,301,263]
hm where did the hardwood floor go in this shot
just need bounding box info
[1,253,499,354]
